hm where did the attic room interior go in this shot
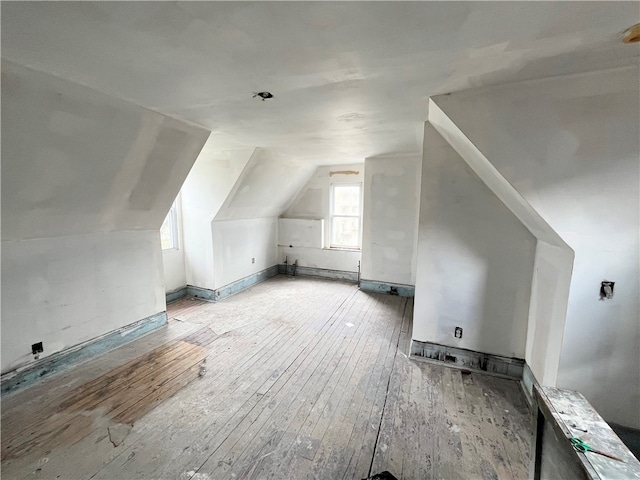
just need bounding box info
[1,2,639,479]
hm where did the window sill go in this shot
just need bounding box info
[324,246,361,252]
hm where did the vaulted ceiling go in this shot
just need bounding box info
[2,2,639,165]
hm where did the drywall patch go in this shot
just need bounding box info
[410,339,525,379]
[329,170,359,177]
[1,312,168,395]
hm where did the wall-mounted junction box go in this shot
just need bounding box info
[600,281,615,300]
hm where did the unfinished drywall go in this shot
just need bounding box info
[361,154,421,286]
[415,125,536,359]
[278,164,363,272]
[433,66,640,428]
[1,61,208,372]
[181,146,253,290]
[214,149,315,222]
[180,148,313,293]
[526,241,574,386]
[4,2,639,168]
[2,232,165,373]
[1,61,208,239]
[212,218,278,288]
[278,218,324,249]
[198,149,316,290]
[428,99,574,387]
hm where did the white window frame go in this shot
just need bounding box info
[160,201,179,250]
[329,183,363,250]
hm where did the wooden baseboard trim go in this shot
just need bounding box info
[278,264,358,282]
[410,339,524,379]
[359,279,415,297]
[1,311,168,396]
[185,266,280,303]
[166,286,188,304]
[520,362,539,409]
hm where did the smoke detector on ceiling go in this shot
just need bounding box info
[622,23,640,43]
[253,91,274,101]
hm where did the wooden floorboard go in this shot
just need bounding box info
[1,275,532,480]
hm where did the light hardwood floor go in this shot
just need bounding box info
[1,276,532,479]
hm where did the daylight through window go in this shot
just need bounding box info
[160,201,178,250]
[330,184,362,248]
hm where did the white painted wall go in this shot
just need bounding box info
[415,125,536,359]
[209,149,314,289]
[361,154,421,286]
[181,148,314,291]
[181,146,253,290]
[161,195,186,293]
[526,241,574,386]
[215,149,315,221]
[278,218,324,249]
[280,164,363,272]
[212,218,278,288]
[2,232,165,373]
[433,67,640,428]
[277,246,362,273]
[1,61,208,372]
[1,61,209,239]
[428,99,574,387]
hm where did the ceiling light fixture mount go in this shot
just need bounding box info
[622,23,640,43]
[253,91,274,101]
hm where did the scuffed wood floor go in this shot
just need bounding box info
[1,276,532,479]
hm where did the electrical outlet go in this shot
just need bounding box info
[454,327,463,338]
[32,342,43,354]
[251,257,255,264]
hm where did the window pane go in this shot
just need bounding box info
[160,214,174,249]
[332,216,359,247]
[333,185,360,215]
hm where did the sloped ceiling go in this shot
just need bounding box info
[2,2,639,165]
[1,60,209,239]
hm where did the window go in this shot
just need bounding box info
[330,184,362,248]
[160,201,178,250]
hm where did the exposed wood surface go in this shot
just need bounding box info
[1,276,532,479]
[532,386,640,480]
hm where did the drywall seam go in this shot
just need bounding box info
[209,148,257,223]
[1,58,211,132]
[429,98,569,249]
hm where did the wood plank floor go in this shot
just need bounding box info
[1,275,532,479]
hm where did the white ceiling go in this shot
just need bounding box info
[2,2,639,165]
